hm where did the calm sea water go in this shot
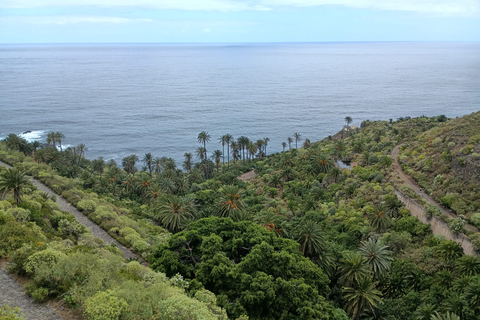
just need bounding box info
[1,42,479,165]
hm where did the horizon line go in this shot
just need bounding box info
[1,40,479,45]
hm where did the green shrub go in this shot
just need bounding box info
[83,290,128,320]
[0,305,25,320]
[77,199,97,212]
[24,248,65,274]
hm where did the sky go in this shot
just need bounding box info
[1,0,480,43]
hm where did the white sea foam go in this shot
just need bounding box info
[19,130,45,142]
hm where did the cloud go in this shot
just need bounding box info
[0,16,153,24]
[1,0,479,15]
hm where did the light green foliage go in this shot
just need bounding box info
[83,290,128,320]
[0,201,12,211]
[77,199,97,212]
[448,218,466,234]
[157,294,222,320]
[0,305,25,320]
[6,207,30,223]
[470,213,480,228]
[24,248,66,274]
[94,205,118,221]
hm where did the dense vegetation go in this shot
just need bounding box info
[1,112,480,320]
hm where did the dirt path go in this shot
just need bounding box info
[238,170,258,182]
[391,145,477,233]
[0,268,63,320]
[0,161,138,259]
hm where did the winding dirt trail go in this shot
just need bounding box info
[0,160,138,259]
[391,145,477,233]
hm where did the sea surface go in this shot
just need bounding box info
[1,42,479,166]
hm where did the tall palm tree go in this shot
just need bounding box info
[464,277,480,310]
[287,137,293,150]
[154,157,163,174]
[197,131,211,162]
[143,153,154,177]
[154,194,197,232]
[217,185,244,218]
[212,150,222,172]
[54,132,65,151]
[238,136,250,163]
[76,144,87,165]
[225,134,233,168]
[343,277,382,320]
[0,168,30,204]
[230,141,239,163]
[122,155,138,175]
[282,142,287,152]
[436,241,463,262]
[47,132,56,148]
[412,304,436,320]
[360,238,393,277]
[255,139,264,157]
[183,153,193,173]
[219,135,228,166]
[263,137,270,156]
[248,142,257,161]
[296,220,326,258]
[293,132,301,149]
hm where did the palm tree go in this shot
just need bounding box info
[255,139,264,157]
[264,137,270,156]
[230,141,239,163]
[303,138,311,148]
[76,144,87,165]
[183,153,193,172]
[92,157,105,178]
[238,136,250,163]
[293,132,301,149]
[296,220,326,258]
[4,134,25,151]
[197,131,211,162]
[287,137,293,150]
[436,241,463,262]
[219,135,228,166]
[225,134,233,168]
[154,194,197,232]
[343,277,382,320]
[338,252,371,286]
[122,155,138,175]
[47,132,56,148]
[455,255,480,276]
[360,238,393,277]
[282,142,287,152]
[248,142,257,161]
[345,116,353,128]
[142,153,153,176]
[0,168,30,204]
[464,277,480,310]
[212,150,222,172]
[369,207,393,232]
[217,185,244,218]
[412,304,436,320]
[196,147,206,161]
[54,132,65,151]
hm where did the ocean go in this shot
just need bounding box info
[1,42,479,166]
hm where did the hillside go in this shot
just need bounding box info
[1,113,480,320]
[399,112,480,227]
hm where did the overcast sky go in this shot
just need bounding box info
[1,0,480,43]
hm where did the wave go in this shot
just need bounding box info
[19,130,45,142]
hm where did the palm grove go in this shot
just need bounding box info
[1,114,480,320]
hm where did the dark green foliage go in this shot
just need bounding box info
[151,217,333,320]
